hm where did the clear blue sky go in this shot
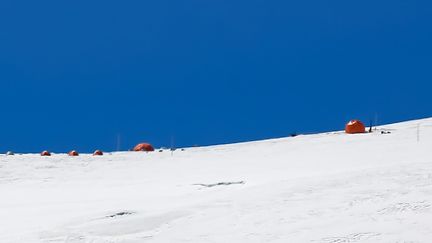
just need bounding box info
[1,0,431,153]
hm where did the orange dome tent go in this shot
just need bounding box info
[68,150,79,156]
[345,120,366,134]
[133,143,155,152]
[93,150,103,156]
[41,150,51,156]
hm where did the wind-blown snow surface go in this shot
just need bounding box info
[1,118,432,243]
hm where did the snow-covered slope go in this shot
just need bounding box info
[1,118,432,243]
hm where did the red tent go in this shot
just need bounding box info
[68,150,79,156]
[345,120,366,134]
[133,143,155,152]
[93,150,103,156]
[41,150,51,156]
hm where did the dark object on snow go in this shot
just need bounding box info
[290,133,298,137]
[6,151,14,156]
[106,211,135,218]
[381,131,391,134]
[193,181,245,188]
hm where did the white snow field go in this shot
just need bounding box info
[1,118,432,243]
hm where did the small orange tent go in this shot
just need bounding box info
[345,120,366,134]
[133,143,155,152]
[68,150,79,156]
[41,151,51,156]
[93,150,103,156]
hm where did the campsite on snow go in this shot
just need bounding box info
[1,0,430,241]
[1,118,432,242]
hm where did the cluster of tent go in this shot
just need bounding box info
[5,143,155,157]
[3,121,368,156]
